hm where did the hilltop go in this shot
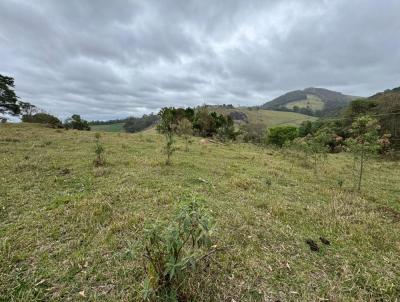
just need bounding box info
[262,87,360,116]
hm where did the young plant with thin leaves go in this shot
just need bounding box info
[142,199,215,301]
[93,132,105,166]
[346,115,380,191]
[156,108,177,165]
[176,118,193,152]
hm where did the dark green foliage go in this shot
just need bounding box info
[298,120,313,137]
[142,199,214,301]
[0,74,20,117]
[193,106,237,139]
[156,108,178,165]
[22,113,63,128]
[267,126,298,147]
[344,99,378,121]
[89,118,128,125]
[64,114,91,131]
[216,115,237,141]
[124,114,160,133]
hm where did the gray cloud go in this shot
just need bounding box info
[1,0,399,120]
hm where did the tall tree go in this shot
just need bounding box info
[0,74,20,119]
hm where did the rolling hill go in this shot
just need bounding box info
[210,107,316,127]
[92,108,316,133]
[262,87,360,116]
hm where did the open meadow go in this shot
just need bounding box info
[1,123,400,301]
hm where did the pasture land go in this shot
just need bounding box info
[1,124,399,301]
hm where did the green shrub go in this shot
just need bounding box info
[142,199,215,301]
[22,113,62,128]
[267,126,298,147]
[64,114,90,131]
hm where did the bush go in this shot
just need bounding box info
[142,199,215,301]
[22,113,62,128]
[64,114,90,131]
[267,126,298,147]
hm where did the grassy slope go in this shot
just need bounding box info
[90,123,125,133]
[90,109,316,133]
[1,124,399,301]
[285,95,325,111]
[213,108,316,127]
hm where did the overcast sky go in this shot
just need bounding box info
[1,0,400,120]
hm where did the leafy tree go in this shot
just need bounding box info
[0,74,20,120]
[298,120,313,137]
[192,106,237,140]
[176,118,193,152]
[64,114,91,131]
[216,115,237,141]
[267,126,298,147]
[157,108,177,165]
[346,115,380,191]
[19,102,39,117]
[192,107,216,137]
[22,113,62,128]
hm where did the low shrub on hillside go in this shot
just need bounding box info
[93,133,105,167]
[142,199,215,301]
[267,125,298,147]
[64,114,91,131]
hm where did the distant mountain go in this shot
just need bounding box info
[261,87,360,117]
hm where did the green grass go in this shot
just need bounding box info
[285,94,325,111]
[213,108,316,127]
[90,123,125,133]
[1,123,399,301]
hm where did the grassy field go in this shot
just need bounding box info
[90,123,125,133]
[285,95,325,111]
[213,108,316,127]
[1,123,399,301]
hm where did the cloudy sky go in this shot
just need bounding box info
[1,0,399,120]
